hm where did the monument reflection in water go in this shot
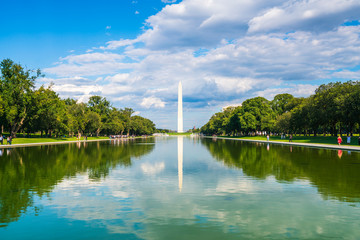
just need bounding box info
[1,137,360,240]
[178,136,183,192]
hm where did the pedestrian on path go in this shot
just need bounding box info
[267,134,269,141]
[289,134,293,142]
[0,135,3,145]
[337,136,342,146]
[347,135,351,144]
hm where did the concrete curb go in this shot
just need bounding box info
[206,136,360,152]
[0,138,111,149]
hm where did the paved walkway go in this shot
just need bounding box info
[0,138,111,149]
[208,136,360,152]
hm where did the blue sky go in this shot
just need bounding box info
[1,0,360,130]
[0,0,161,68]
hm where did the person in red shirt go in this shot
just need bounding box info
[337,136,342,146]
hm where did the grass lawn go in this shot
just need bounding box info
[8,136,109,145]
[219,135,360,146]
[167,132,193,136]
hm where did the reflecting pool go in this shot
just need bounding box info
[1,137,360,239]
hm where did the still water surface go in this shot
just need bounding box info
[0,137,360,239]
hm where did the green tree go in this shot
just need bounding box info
[104,108,124,135]
[88,96,111,136]
[242,97,275,132]
[0,59,42,137]
[274,112,291,133]
[120,108,135,135]
[31,85,67,137]
[0,96,4,133]
[130,115,156,135]
[225,107,242,135]
[313,82,342,135]
[67,102,88,137]
[239,112,257,134]
[85,111,102,136]
[334,81,360,134]
[271,93,294,115]
[201,81,360,137]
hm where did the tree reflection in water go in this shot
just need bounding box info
[0,139,155,226]
[200,138,360,203]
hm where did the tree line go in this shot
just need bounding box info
[0,58,156,137]
[201,81,360,136]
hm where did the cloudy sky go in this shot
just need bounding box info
[1,0,360,130]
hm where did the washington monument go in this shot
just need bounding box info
[177,81,183,133]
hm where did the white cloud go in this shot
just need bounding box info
[60,52,124,64]
[40,76,91,85]
[206,76,277,94]
[135,11,139,15]
[45,63,131,77]
[100,39,140,50]
[141,162,165,175]
[104,73,131,83]
[48,83,103,103]
[248,0,360,33]
[100,0,284,50]
[103,85,134,96]
[45,52,133,77]
[161,0,177,3]
[106,26,111,29]
[52,84,102,95]
[332,70,360,79]
[43,0,360,129]
[214,179,257,194]
[255,84,319,100]
[140,97,166,108]
[112,95,138,102]
[46,24,360,103]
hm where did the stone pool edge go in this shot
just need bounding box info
[0,136,155,149]
[0,138,111,149]
[206,136,360,152]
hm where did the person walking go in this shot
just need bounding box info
[0,135,3,145]
[337,135,342,146]
[289,134,293,142]
[267,134,270,141]
[347,135,351,144]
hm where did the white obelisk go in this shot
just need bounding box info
[177,81,184,133]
